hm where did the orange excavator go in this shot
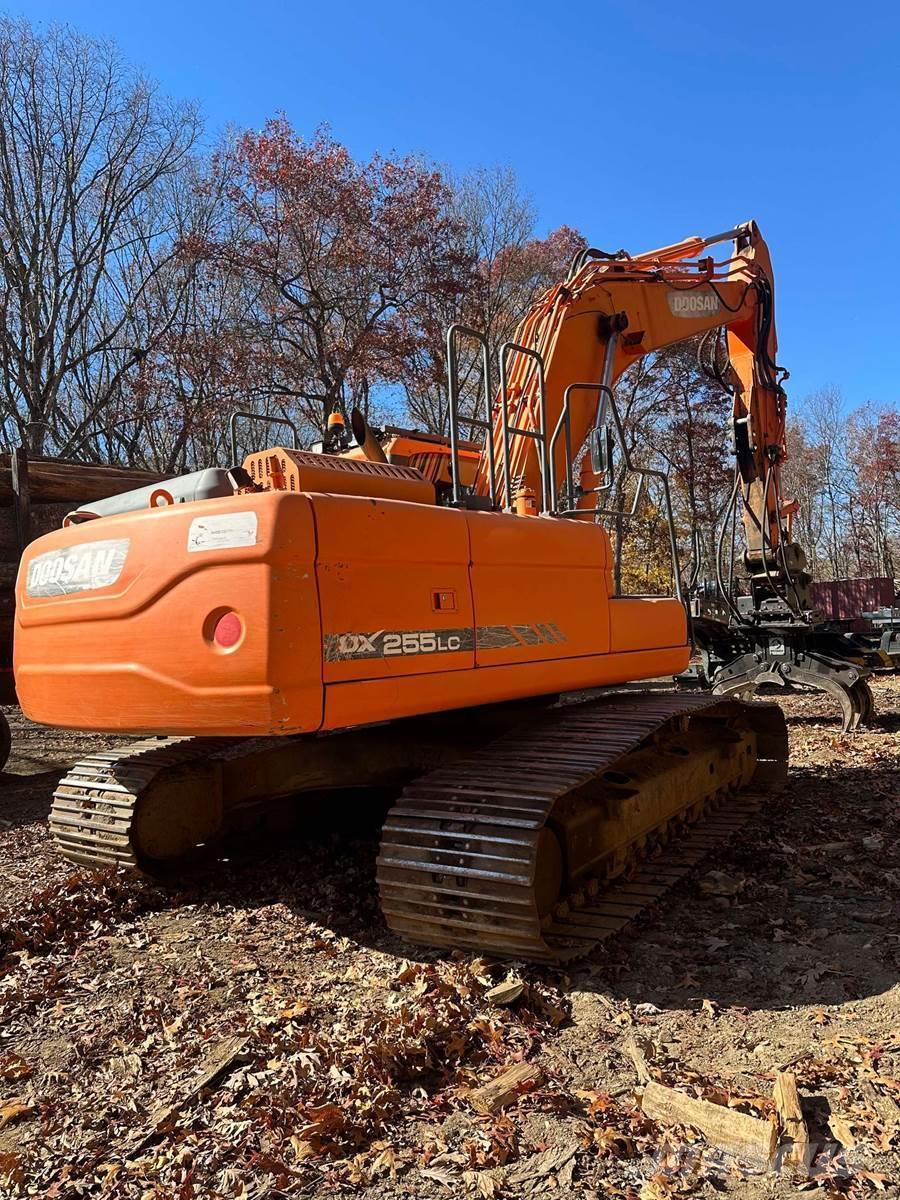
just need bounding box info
[13,222,866,962]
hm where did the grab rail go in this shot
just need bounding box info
[446,324,499,507]
[548,382,683,604]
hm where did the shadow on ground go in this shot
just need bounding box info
[175,747,900,1015]
[3,698,898,1015]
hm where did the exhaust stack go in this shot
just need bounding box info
[350,408,388,463]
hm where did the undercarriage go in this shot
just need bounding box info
[50,691,787,963]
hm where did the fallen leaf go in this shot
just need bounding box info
[0,1053,31,1081]
[699,870,745,897]
[828,1115,856,1149]
[485,979,525,1006]
[0,1101,33,1130]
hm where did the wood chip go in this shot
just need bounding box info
[505,1141,579,1185]
[641,1080,778,1166]
[622,1034,654,1083]
[773,1071,810,1170]
[469,1062,543,1114]
[485,979,525,1006]
[134,1034,248,1150]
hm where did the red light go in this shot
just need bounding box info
[213,612,242,648]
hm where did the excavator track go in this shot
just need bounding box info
[50,693,788,966]
[377,692,787,963]
[50,737,234,870]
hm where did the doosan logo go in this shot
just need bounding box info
[26,538,130,597]
[667,289,721,317]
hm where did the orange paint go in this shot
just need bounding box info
[14,487,688,736]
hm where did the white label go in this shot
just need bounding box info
[667,288,721,318]
[26,538,130,597]
[187,511,258,553]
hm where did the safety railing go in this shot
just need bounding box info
[229,411,299,464]
[547,382,684,604]
[446,324,499,508]
[446,327,549,511]
[445,333,681,602]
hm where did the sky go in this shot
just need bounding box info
[18,0,900,411]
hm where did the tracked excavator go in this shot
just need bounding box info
[13,221,869,963]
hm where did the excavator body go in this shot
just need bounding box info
[15,457,688,736]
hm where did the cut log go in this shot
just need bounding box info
[0,459,164,505]
[773,1071,810,1170]
[641,1080,778,1166]
[0,503,72,559]
[469,1062,543,1114]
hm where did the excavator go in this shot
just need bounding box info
[13,221,870,963]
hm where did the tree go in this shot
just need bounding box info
[0,17,200,456]
[845,406,900,577]
[184,119,473,440]
[404,166,586,434]
[783,392,900,581]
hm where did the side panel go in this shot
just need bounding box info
[467,511,612,664]
[14,493,323,734]
[609,597,688,653]
[313,495,475,685]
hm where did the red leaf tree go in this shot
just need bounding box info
[181,119,474,438]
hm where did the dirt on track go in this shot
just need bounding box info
[0,681,898,1199]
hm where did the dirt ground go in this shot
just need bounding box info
[0,680,898,1199]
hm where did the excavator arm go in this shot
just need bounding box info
[474,221,790,584]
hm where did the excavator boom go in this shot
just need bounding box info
[473,222,787,572]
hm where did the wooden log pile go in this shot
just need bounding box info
[0,454,164,506]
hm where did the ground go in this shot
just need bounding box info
[0,681,898,1199]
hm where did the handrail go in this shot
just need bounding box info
[446,324,498,507]
[229,410,299,463]
[498,342,549,512]
[549,382,683,605]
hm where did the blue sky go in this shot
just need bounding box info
[19,0,900,410]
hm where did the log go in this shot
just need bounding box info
[469,1062,543,1114]
[11,447,30,548]
[0,504,72,560]
[0,459,164,505]
[641,1080,778,1166]
[773,1071,810,1170]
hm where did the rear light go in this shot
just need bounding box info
[212,611,243,649]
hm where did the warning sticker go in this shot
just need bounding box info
[187,511,258,553]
